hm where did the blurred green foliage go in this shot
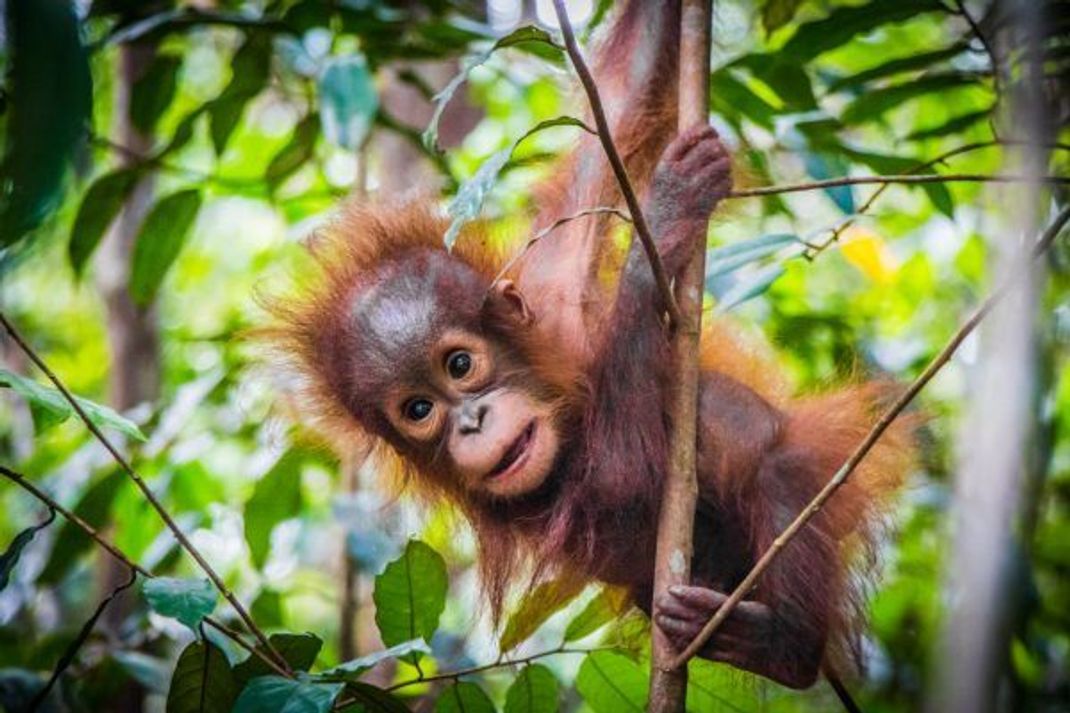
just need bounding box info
[0,0,1068,711]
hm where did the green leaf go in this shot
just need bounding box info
[686,658,758,712]
[761,0,804,35]
[906,108,992,141]
[235,633,323,684]
[232,676,343,713]
[779,0,942,62]
[0,368,146,440]
[844,149,955,217]
[39,469,125,584]
[575,651,648,713]
[714,264,786,313]
[319,55,378,150]
[373,540,448,654]
[0,510,55,592]
[828,42,969,91]
[706,233,800,278]
[129,189,202,306]
[267,114,320,191]
[68,169,140,276]
[209,36,271,155]
[500,577,584,652]
[131,54,182,133]
[503,664,559,713]
[423,25,562,152]
[317,639,430,682]
[710,70,778,129]
[444,116,591,249]
[251,588,284,628]
[142,577,218,633]
[563,587,628,643]
[0,0,92,249]
[434,682,495,713]
[244,450,305,570]
[166,640,238,713]
[841,72,978,125]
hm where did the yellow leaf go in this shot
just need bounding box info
[841,228,896,284]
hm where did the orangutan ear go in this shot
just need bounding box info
[487,279,533,327]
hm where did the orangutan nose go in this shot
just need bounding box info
[457,401,487,434]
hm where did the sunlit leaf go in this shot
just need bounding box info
[131,54,182,133]
[841,72,978,124]
[244,450,305,570]
[69,169,140,276]
[906,108,992,141]
[842,230,897,284]
[500,576,585,652]
[710,70,779,129]
[434,682,495,713]
[266,114,320,191]
[143,577,218,633]
[319,55,378,150]
[129,189,203,306]
[779,0,942,61]
[686,658,760,712]
[714,264,786,312]
[166,640,238,713]
[0,369,145,440]
[0,0,92,249]
[504,664,559,713]
[373,540,447,655]
[576,651,647,713]
[209,35,271,155]
[232,677,342,713]
[38,469,124,584]
[563,587,629,643]
[828,42,969,91]
[0,510,55,592]
[317,640,430,682]
[235,633,323,684]
[444,116,591,249]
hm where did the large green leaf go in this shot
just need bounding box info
[266,114,320,191]
[166,640,238,713]
[0,0,92,249]
[232,676,343,713]
[841,72,978,125]
[575,651,648,713]
[373,540,448,653]
[434,682,495,713]
[244,450,305,570]
[500,577,584,652]
[563,587,628,643]
[131,54,182,134]
[209,36,271,155]
[319,55,378,150]
[68,169,140,276]
[38,469,125,584]
[0,369,146,441]
[316,640,430,682]
[828,42,969,91]
[0,510,55,592]
[142,577,218,633]
[503,664,559,713]
[423,25,562,153]
[444,116,591,249]
[778,0,942,61]
[686,658,758,712]
[129,189,203,306]
[235,633,323,684]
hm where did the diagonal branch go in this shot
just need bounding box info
[670,203,1070,669]
[551,0,682,326]
[727,172,1069,198]
[0,314,289,673]
[0,464,290,679]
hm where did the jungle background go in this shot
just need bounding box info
[0,0,1068,711]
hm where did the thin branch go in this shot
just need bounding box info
[670,204,1070,669]
[0,315,288,673]
[551,0,682,326]
[386,646,599,691]
[727,173,1070,199]
[805,139,1070,258]
[490,207,631,286]
[30,569,139,711]
[0,464,290,679]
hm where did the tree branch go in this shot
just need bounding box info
[727,172,1069,199]
[551,0,682,326]
[0,314,289,674]
[670,203,1070,669]
[0,464,290,678]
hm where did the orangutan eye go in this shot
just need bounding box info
[405,398,433,421]
[446,351,472,379]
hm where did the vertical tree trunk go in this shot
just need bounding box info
[94,40,160,640]
[928,1,1048,710]
[648,2,711,712]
